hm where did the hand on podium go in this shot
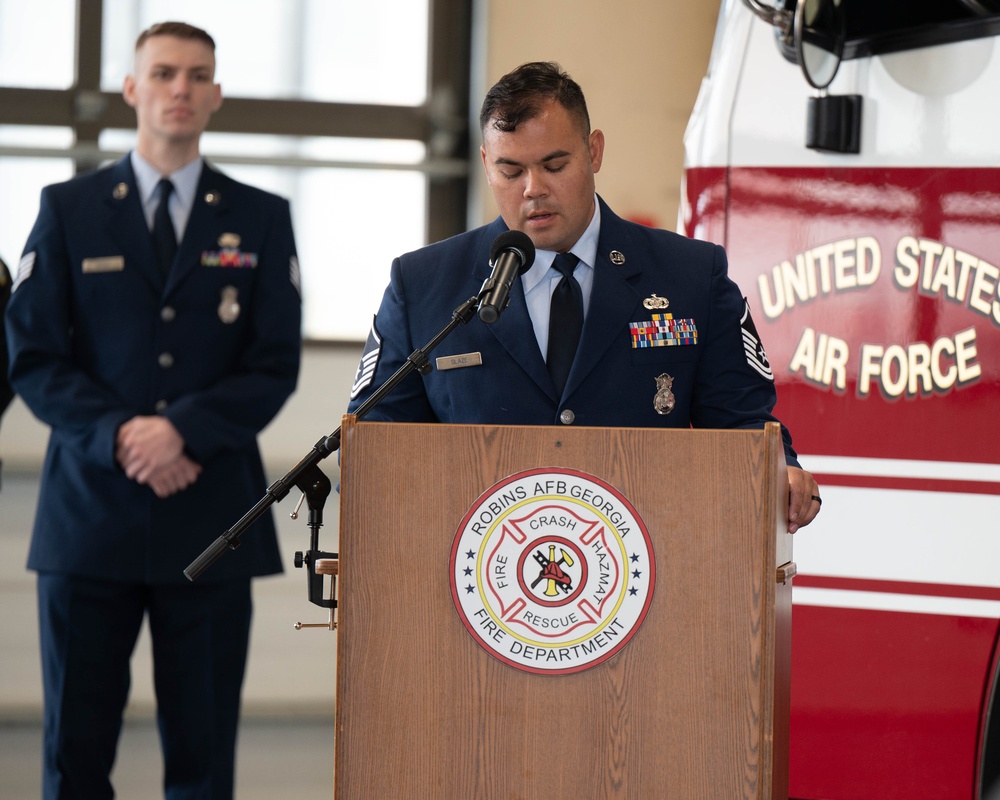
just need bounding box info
[787,466,821,534]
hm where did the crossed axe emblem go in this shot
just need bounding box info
[530,544,575,597]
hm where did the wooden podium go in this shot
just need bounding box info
[335,416,794,799]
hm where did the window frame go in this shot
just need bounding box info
[0,0,473,341]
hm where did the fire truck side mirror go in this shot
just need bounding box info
[742,0,846,90]
[794,0,846,89]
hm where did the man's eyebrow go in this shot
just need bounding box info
[147,62,214,73]
[493,149,572,167]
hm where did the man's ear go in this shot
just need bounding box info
[589,129,605,174]
[123,75,137,109]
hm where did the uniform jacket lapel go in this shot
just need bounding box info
[475,220,555,396]
[167,162,228,294]
[564,199,644,397]
[473,201,647,402]
[101,157,164,292]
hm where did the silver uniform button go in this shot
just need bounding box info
[160,306,176,322]
[154,399,168,412]
[158,352,174,369]
[559,409,575,425]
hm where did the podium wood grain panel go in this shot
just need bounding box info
[336,417,791,799]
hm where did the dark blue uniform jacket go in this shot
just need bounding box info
[5,156,302,583]
[348,197,798,466]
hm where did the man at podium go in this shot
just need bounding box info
[348,61,820,534]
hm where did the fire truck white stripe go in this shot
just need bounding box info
[801,455,1000,483]
[794,587,1000,620]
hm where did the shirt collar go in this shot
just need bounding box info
[130,150,202,211]
[522,195,602,294]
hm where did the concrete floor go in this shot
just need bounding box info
[0,716,335,799]
[0,468,339,799]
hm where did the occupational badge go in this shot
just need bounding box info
[653,373,676,415]
[218,285,240,324]
[219,232,241,248]
[643,294,669,310]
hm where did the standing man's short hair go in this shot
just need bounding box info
[479,61,591,138]
[135,21,215,52]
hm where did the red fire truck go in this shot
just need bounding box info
[682,1,1000,797]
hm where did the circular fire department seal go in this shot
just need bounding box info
[450,468,656,675]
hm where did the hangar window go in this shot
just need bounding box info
[0,0,473,342]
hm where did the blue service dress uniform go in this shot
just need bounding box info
[348,196,799,466]
[5,155,302,799]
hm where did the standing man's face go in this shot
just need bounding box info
[123,35,222,147]
[481,98,604,254]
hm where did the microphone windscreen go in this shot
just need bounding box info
[489,230,536,272]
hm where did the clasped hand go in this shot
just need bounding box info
[115,416,202,498]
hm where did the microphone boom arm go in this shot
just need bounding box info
[183,293,483,585]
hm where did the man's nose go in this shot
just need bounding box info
[523,168,549,199]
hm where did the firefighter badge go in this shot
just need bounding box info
[653,373,676,415]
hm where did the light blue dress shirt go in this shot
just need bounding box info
[130,151,202,243]
[521,195,601,358]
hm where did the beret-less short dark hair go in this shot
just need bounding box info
[479,61,590,139]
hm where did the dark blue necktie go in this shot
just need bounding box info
[151,178,177,276]
[547,252,582,395]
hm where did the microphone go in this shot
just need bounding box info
[478,230,536,324]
